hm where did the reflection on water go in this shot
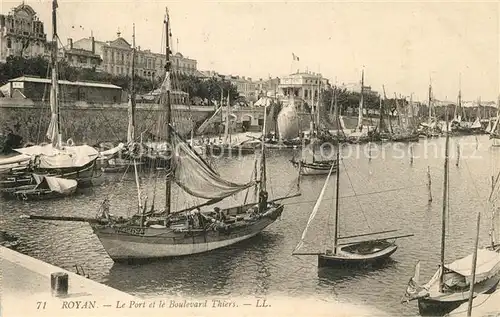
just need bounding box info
[1,135,499,316]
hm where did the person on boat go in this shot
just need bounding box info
[258,190,268,212]
[192,210,200,228]
[195,208,206,228]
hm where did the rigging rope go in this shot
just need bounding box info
[282,184,427,206]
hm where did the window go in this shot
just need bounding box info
[7,38,11,48]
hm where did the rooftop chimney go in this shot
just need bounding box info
[91,36,95,54]
[67,38,73,49]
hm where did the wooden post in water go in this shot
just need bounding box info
[456,143,460,167]
[368,142,372,161]
[410,145,414,165]
[467,212,481,317]
[427,166,432,202]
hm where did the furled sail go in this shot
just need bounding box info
[293,163,335,253]
[196,106,223,135]
[15,144,99,168]
[171,129,255,199]
[490,116,499,137]
[46,71,59,146]
[445,249,500,284]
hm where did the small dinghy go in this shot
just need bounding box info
[7,174,77,201]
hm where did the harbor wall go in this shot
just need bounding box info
[0,98,215,146]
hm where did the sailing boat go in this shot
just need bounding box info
[419,82,441,138]
[290,83,338,176]
[403,112,500,316]
[389,93,420,142]
[292,98,412,266]
[23,8,298,261]
[0,0,100,190]
[98,25,170,172]
[205,92,255,156]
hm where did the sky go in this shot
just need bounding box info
[2,0,499,102]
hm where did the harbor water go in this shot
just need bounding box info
[1,134,499,316]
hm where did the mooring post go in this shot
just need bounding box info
[51,272,68,297]
[410,145,414,165]
[427,166,432,202]
[368,142,372,161]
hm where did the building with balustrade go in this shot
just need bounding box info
[278,72,330,111]
[0,3,48,62]
[69,32,199,80]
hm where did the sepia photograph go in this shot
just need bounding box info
[0,0,499,316]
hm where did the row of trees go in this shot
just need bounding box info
[321,87,424,117]
[0,56,240,104]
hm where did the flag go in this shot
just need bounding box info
[292,53,300,61]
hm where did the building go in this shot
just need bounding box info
[0,3,48,62]
[278,71,330,110]
[255,77,280,98]
[70,32,199,80]
[61,38,102,70]
[1,76,123,103]
[340,82,378,96]
[225,75,257,102]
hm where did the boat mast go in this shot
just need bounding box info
[428,82,433,124]
[439,106,450,293]
[357,68,364,131]
[163,8,172,214]
[333,92,341,254]
[127,24,136,144]
[51,0,61,148]
[224,91,230,143]
[457,74,462,121]
[259,104,268,201]
[382,85,393,134]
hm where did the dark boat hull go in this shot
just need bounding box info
[290,159,338,175]
[317,240,398,267]
[0,158,100,189]
[417,275,500,316]
[205,145,256,156]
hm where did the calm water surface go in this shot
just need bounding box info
[2,135,499,316]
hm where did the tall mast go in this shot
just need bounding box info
[409,93,415,130]
[439,107,450,292]
[127,24,136,144]
[383,85,393,134]
[428,82,433,123]
[457,73,462,121]
[260,105,267,194]
[224,91,230,143]
[163,8,172,214]
[51,0,61,148]
[357,68,364,131]
[333,91,341,254]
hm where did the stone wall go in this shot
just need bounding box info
[0,98,214,146]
